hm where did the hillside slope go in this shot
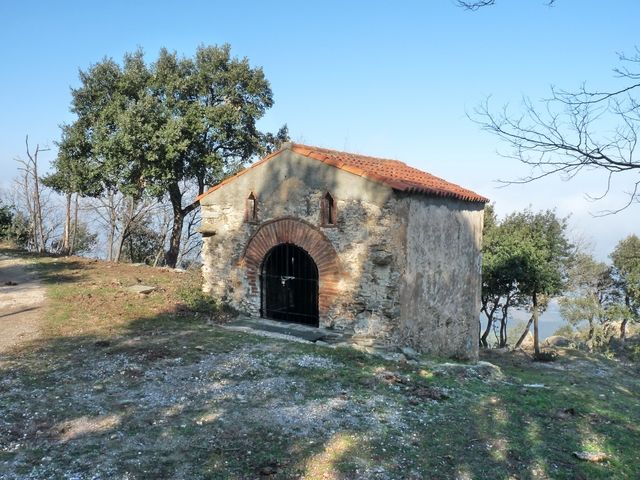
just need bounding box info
[0,251,639,479]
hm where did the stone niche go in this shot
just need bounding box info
[198,143,486,360]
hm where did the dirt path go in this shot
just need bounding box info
[0,253,46,353]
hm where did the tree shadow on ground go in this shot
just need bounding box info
[1,254,639,479]
[3,312,638,479]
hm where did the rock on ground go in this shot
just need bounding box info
[543,335,573,348]
[125,285,156,294]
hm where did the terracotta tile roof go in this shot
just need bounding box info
[196,143,488,203]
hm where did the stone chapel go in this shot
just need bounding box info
[197,143,488,360]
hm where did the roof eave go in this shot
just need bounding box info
[397,185,488,203]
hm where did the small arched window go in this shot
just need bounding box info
[246,192,257,223]
[321,192,336,226]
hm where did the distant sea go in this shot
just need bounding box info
[479,299,568,344]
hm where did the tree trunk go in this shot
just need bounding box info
[32,153,45,253]
[153,210,169,267]
[114,235,125,263]
[61,193,71,254]
[164,183,201,268]
[480,317,491,348]
[621,295,631,342]
[22,171,36,251]
[129,235,135,263]
[514,312,535,349]
[165,206,184,269]
[532,292,540,356]
[70,194,79,255]
[587,319,595,341]
[19,137,50,253]
[499,297,510,348]
[107,193,117,261]
[480,299,498,348]
[115,197,135,263]
[164,183,184,268]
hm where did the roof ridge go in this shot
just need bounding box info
[291,143,411,166]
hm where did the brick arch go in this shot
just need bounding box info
[242,217,341,315]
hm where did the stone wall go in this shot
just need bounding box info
[200,150,407,341]
[199,148,483,359]
[397,196,483,360]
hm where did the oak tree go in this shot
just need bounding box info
[559,253,615,343]
[610,234,640,340]
[57,45,283,267]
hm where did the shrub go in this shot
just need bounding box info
[177,287,236,318]
[534,350,558,362]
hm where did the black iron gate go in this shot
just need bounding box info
[260,243,319,326]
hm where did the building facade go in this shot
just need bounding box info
[198,143,487,360]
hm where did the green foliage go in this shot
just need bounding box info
[553,323,575,338]
[556,243,640,353]
[560,295,603,327]
[481,205,572,347]
[120,224,164,265]
[261,124,290,154]
[533,350,558,362]
[605,302,632,324]
[176,286,228,315]
[498,209,573,297]
[483,206,572,299]
[72,222,99,254]
[54,44,285,266]
[63,44,276,197]
[611,234,640,318]
[482,203,520,298]
[43,123,102,198]
[558,253,614,341]
[0,204,31,247]
[0,201,13,238]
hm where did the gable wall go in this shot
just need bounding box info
[200,150,408,337]
[398,196,483,360]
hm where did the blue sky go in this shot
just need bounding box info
[1,0,638,259]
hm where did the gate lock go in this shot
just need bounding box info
[280,275,295,286]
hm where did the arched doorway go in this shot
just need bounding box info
[260,243,319,326]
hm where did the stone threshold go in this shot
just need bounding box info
[219,315,408,360]
[221,316,345,344]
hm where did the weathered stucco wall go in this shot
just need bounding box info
[397,196,483,360]
[200,149,407,339]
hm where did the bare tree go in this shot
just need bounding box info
[88,192,165,262]
[39,188,64,249]
[14,137,51,252]
[472,50,640,213]
[151,203,173,267]
[175,181,203,268]
[457,0,555,9]
[177,208,202,268]
[61,193,72,254]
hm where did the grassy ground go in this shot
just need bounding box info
[1,251,639,479]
